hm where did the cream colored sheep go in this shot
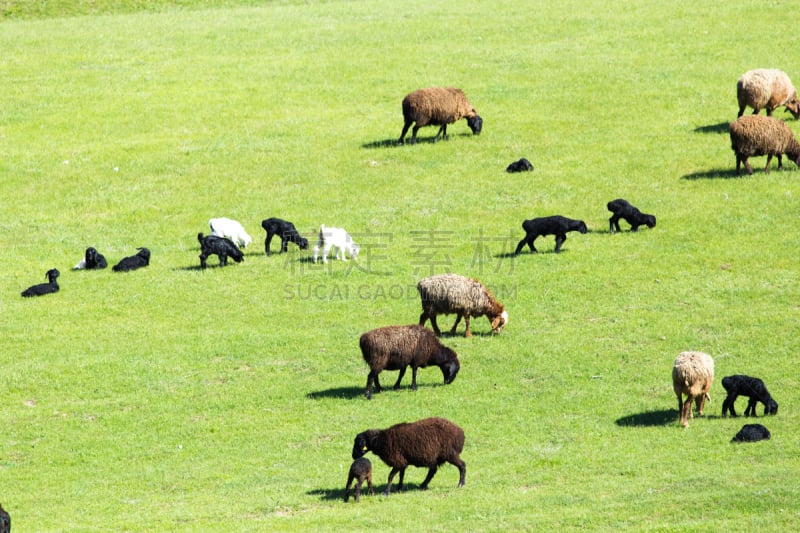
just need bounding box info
[417,273,507,337]
[737,69,800,118]
[672,351,714,427]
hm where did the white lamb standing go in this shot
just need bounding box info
[209,217,252,248]
[313,225,360,263]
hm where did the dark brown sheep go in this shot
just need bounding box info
[352,417,466,495]
[343,457,374,502]
[359,325,460,399]
[729,115,800,175]
[398,87,482,145]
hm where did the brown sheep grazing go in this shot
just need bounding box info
[359,325,460,400]
[729,115,800,175]
[672,351,714,427]
[398,87,482,145]
[737,69,800,119]
[343,457,374,502]
[352,417,466,495]
[418,273,507,337]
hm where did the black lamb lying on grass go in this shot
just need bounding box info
[721,375,778,417]
[731,423,771,443]
[506,158,534,173]
[74,246,108,270]
[343,457,374,503]
[261,217,309,256]
[197,233,244,268]
[21,268,60,297]
[607,198,656,233]
[513,215,588,255]
[112,247,150,272]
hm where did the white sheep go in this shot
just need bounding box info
[209,217,252,248]
[737,69,800,119]
[312,225,359,263]
[417,273,508,337]
[672,351,714,427]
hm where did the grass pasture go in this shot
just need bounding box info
[2,1,800,530]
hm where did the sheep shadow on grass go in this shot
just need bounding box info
[693,122,730,134]
[615,409,677,427]
[306,386,363,400]
[681,168,745,180]
[307,482,423,501]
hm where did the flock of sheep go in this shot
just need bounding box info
[18,78,791,503]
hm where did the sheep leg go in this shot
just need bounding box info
[554,234,567,253]
[527,235,538,253]
[695,393,706,416]
[367,474,374,496]
[265,233,274,255]
[513,237,528,256]
[397,467,406,491]
[399,120,413,145]
[409,366,418,390]
[421,311,442,336]
[764,154,774,174]
[384,467,404,495]
[433,124,446,143]
[354,480,362,502]
[744,397,757,417]
[344,473,355,502]
[680,396,693,427]
[393,366,407,390]
[463,315,473,338]
[219,253,227,266]
[419,465,438,490]
[451,457,467,487]
[609,215,619,233]
[410,125,421,145]
[280,236,289,253]
[776,154,783,171]
[199,253,208,269]
[722,394,738,417]
[449,313,464,336]
[365,371,381,399]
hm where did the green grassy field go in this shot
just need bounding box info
[2,1,799,530]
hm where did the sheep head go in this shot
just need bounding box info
[766,399,779,415]
[785,97,800,119]
[490,310,508,334]
[440,357,460,385]
[467,114,483,135]
[352,430,378,460]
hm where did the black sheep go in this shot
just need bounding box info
[722,375,778,417]
[506,158,534,173]
[352,417,466,495]
[359,325,460,400]
[731,423,771,442]
[513,215,588,255]
[607,198,656,233]
[21,268,60,297]
[343,457,374,502]
[0,502,8,533]
[261,217,309,256]
[112,247,150,272]
[197,233,244,268]
[74,246,108,270]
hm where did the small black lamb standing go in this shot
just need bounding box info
[513,215,588,255]
[21,268,60,297]
[352,417,466,495]
[112,248,150,272]
[197,233,244,268]
[731,423,771,443]
[721,375,778,417]
[506,158,534,173]
[359,325,460,399]
[343,457,374,502]
[0,502,8,533]
[261,217,309,256]
[606,198,656,233]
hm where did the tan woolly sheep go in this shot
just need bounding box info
[737,69,800,119]
[672,351,714,427]
[398,87,482,145]
[729,115,800,175]
[417,273,507,337]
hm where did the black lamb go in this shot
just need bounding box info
[0,502,8,533]
[352,417,466,495]
[721,375,778,417]
[21,268,60,297]
[506,158,534,173]
[74,246,108,270]
[261,217,309,256]
[513,215,588,255]
[343,457,374,503]
[607,198,656,233]
[112,247,150,272]
[731,423,771,443]
[197,233,244,268]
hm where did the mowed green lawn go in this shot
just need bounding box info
[2,1,799,530]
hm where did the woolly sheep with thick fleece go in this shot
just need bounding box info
[399,87,482,145]
[209,217,252,248]
[729,115,800,175]
[737,69,800,118]
[418,273,507,337]
[672,351,714,427]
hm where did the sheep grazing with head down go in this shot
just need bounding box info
[343,457,374,502]
[729,115,800,176]
[736,69,800,118]
[209,217,252,248]
[731,423,771,443]
[313,225,359,263]
[398,87,482,145]
[359,324,460,399]
[261,217,308,256]
[606,199,656,233]
[418,273,507,338]
[197,233,244,268]
[513,215,588,255]
[112,247,150,272]
[352,417,466,495]
[721,375,778,417]
[21,268,60,297]
[672,351,714,427]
